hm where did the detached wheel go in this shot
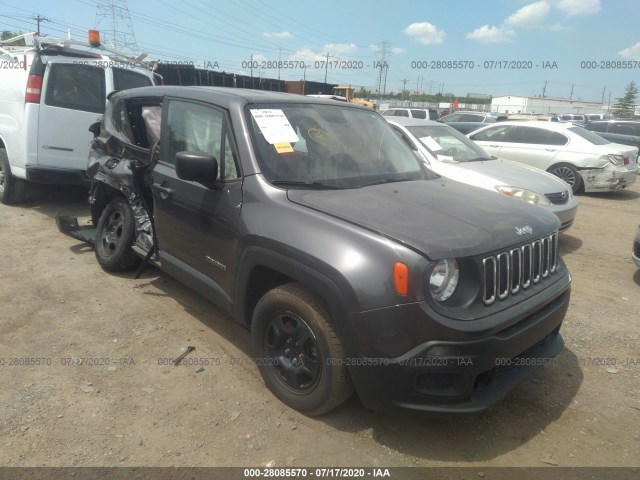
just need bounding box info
[251,283,354,415]
[548,163,583,194]
[0,148,28,205]
[95,197,140,271]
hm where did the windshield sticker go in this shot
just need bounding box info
[250,109,299,144]
[419,136,443,152]
[436,154,455,163]
[274,142,294,153]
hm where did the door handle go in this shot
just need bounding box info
[489,145,499,148]
[151,183,174,199]
[545,148,556,152]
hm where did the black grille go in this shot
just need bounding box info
[545,191,570,205]
[482,233,558,305]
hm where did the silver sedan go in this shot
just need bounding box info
[387,117,578,232]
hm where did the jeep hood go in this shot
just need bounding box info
[287,178,559,259]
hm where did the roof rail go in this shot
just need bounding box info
[0,31,154,71]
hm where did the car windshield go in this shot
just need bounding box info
[406,125,493,162]
[248,103,424,188]
[568,126,610,145]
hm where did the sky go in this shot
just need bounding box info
[1,0,639,102]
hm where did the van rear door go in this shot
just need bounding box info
[36,59,106,174]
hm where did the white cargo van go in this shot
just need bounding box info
[0,31,158,204]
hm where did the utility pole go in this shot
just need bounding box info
[94,0,139,52]
[250,53,254,88]
[324,51,333,83]
[601,86,606,104]
[541,80,547,98]
[569,84,574,101]
[401,79,407,102]
[277,48,281,81]
[375,40,391,97]
[32,14,49,35]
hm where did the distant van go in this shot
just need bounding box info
[0,31,158,204]
[382,108,440,120]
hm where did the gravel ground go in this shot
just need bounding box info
[0,181,638,469]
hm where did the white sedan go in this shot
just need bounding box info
[468,121,638,193]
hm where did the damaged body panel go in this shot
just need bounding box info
[87,97,162,260]
[580,161,638,192]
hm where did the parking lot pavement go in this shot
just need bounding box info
[0,183,639,467]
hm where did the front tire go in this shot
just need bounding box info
[251,283,354,415]
[95,197,141,271]
[548,162,583,194]
[0,148,28,205]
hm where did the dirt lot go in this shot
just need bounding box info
[0,181,639,469]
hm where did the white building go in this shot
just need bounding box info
[492,95,607,116]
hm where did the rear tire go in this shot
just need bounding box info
[251,283,354,415]
[548,163,583,194]
[95,197,141,271]
[0,148,28,205]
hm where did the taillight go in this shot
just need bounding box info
[25,74,43,104]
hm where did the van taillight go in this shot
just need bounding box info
[25,75,43,103]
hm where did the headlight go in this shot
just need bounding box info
[429,259,459,302]
[495,186,551,206]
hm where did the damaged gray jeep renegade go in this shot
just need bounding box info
[58,86,571,415]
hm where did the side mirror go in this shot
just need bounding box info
[175,151,219,187]
[89,121,101,137]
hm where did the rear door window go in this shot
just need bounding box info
[411,109,427,119]
[45,63,106,113]
[612,123,640,136]
[113,68,153,91]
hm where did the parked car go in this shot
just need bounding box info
[58,86,571,415]
[584,114,610,122]
[386,117,578,232]
[381,108,439,120]
[447,122,489,135]
[468,121,638,193]
[439,111,507,136]
[439,111,507,124]
[559,114,585,123]
[0,31,158,204]
[584,120,640,169]
[633,225,640,268]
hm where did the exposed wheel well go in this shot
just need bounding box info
[244,266,294,325]
[91,183,126,225]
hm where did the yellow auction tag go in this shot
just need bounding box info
[274,142,294,153]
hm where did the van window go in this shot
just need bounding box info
[113,68,153,91]
[45,64,106,114]
[411,109,427,119]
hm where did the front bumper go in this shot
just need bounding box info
[549,198,578,233]
[580,164,637,192]
[344,273,571,413]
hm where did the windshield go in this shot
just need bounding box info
[568,126,610,145]
[248,104,424,188]
[406,125,493,162]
